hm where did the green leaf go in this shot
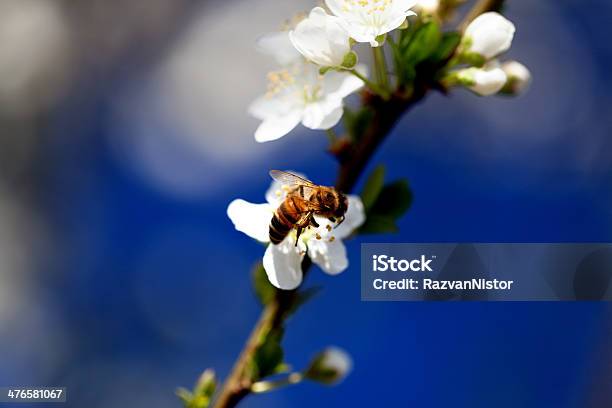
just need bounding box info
[194,369,217,401]
[286,286,322,317]
[432,32,461,62]
[404,21,441,65]
[177,369,217,408]
[252,262,277,306]
[359,215,399,234]
[370,179,413,219]
[343,107,373,142]
[360,165,386,212]
[176,388,193,406]
[253,328,285,379]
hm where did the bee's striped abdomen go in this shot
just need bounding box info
[269,198,301,244]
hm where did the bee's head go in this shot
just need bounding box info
[320,188,348,217]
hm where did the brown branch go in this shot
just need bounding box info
[459,0,506,32]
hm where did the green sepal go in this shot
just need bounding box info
[341,51,358,69]
[461,51,486,67]
[374,33,387,46]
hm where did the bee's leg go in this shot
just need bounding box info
[334,216,345,228]
[294,212,312,246]
[328,216,336,223]
[309,213,319,228]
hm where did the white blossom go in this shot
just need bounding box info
[249,58,365,142]
[289,7,352,67]
[325,0,417,47]
[456,62,507,96]
[227,176,365,290]
[501,60,531,95]
[463,12,515,60]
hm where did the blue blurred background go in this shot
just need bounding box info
[0,0,611,407]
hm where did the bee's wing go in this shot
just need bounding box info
[269,170,318,188]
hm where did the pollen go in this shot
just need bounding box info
[329,236,336,242]
[266,69,296,97]
[343,0,391,14]
[316,233,322,240]
[326,224,332,231]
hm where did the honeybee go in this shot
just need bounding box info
[269,170,348,246]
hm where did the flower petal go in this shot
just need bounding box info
[256,31,301,66]
[323,67,366,99]
[334,195,366,239]
[227,199,272,242]
[302,99,343,130]
[254,109,303,142]
[289,7,350,67]
[248,94,288,120]
[325,0,347,19]
[263,241,304,289]
[465,63,507,96]
[308,239,348,275]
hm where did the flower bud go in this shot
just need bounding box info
[304,347,352,385]
[416,0,439,15]
[289,7,351,67]
[463,12,515,60]
[500,60,531,95]
[455,63,507,96]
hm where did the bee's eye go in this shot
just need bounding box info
[326,192,334,200]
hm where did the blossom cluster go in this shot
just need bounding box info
[249,2,531,143]
[230,1,531,290]
[249,0,421,143]
[448,12,531,96]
